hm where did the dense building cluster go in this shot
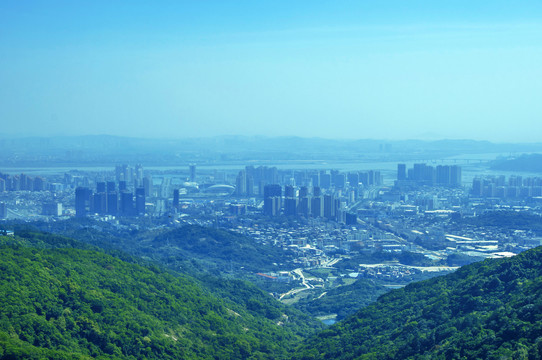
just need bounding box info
[395,163,462,189]
[472,175,542,199]
[0,172,48,192]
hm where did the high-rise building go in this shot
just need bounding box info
[115,165,124,182]
[75,187,91,217]
[42,202,62,216]
[107,181,116,193]
[450,165,462,187]
[263,184,281,216]
[397,164,407,181]
[0,202,7,219]
[472,178,483,196]
[284,185,295,198]
[359,172,369,186]
[311,196,323,217]
[189,164,196,182]
[135,164,144,183]
[311,173,320,187]
[320,173,331,189]
[236,171,247,196]
[11,175,20,191]
[96,181,106,194]
[263,167,279,184]
[334,173,346,189]
[33,177,46,191]
[313,186,322,197]
[298,186,310,217]
[120,191,134,216]
[324,194,336,220]
[284,185,297,216]
[135,187,146,215]
[92,192,107,214]
[347,172,359,187]
[143,176,153,197]
[19,173,29,191]
[107,192,118,215]
[436,165,451,186]
[246,175,254,196]
[173,189,180,209]
[116,165,133,182]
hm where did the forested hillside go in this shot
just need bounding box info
[292,246,542,360]
[152,225,294,272]
[0,235,313,359]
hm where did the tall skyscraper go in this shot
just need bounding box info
[236,171,247,196]
[107,192,118,215]
[0,202,7,219]
[173,189,180,209]
[436,165,450,186]
[33,177,46,191]
[143,176,153,197]
[311,195,323,217]
[246,175,254,196]
[263,184,281,216]
[450,165,462,187]
[324,194,336,220]
[92,192,107,215]
[333,173,346,189]
[75,187,91,217]
[106,181,116,193]
[284,185,297,216]
[347,172,359,187]
[135,187,146,215]
[298,186,310,217]
[120,191,134,216]
[96,181,106,194]
[189,164,196,182]
[359,172,369,186]
[311,173,320,187]
[397,164,407,181]
[135,164,144,183]
[320,173,331,189]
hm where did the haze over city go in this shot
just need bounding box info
[1,1,542,142]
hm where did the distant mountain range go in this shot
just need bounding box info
[1,135,542,166]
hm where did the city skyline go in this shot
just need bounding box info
[1,1,542,142]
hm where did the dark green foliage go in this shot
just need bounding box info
[335,251,436,271]
[0,238,308,359]
[446,252,485,266]
[9,223,323,336]
[152,225,294,272]
[292,246,542,359]
[293,279,388,320]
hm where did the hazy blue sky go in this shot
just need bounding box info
[1,1,542,141]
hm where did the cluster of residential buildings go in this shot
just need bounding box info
[2,162,542,264]
[472,175,542,199]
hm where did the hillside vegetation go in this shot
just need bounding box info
[490,153,542,173]
[0,235,312,359]
[292,246,542,360]
[151,225,294,273]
